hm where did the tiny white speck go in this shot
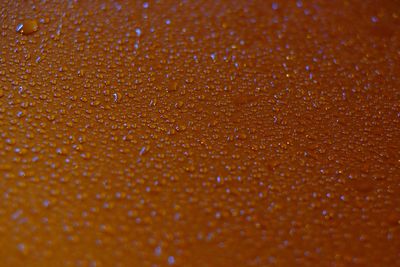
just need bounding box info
[168,256,175,265]
[135,28,141,37]
[155,246,162,256]
[43,200,50,207]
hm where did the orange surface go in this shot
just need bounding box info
[0,0,399,266]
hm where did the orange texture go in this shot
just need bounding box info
[0,0,399,266]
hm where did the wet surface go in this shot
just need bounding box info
[16,19,38,35]
[0,0,399,266]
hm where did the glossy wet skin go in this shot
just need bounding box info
[0,0,399,266]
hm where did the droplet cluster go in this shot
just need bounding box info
[0,0,399,266]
